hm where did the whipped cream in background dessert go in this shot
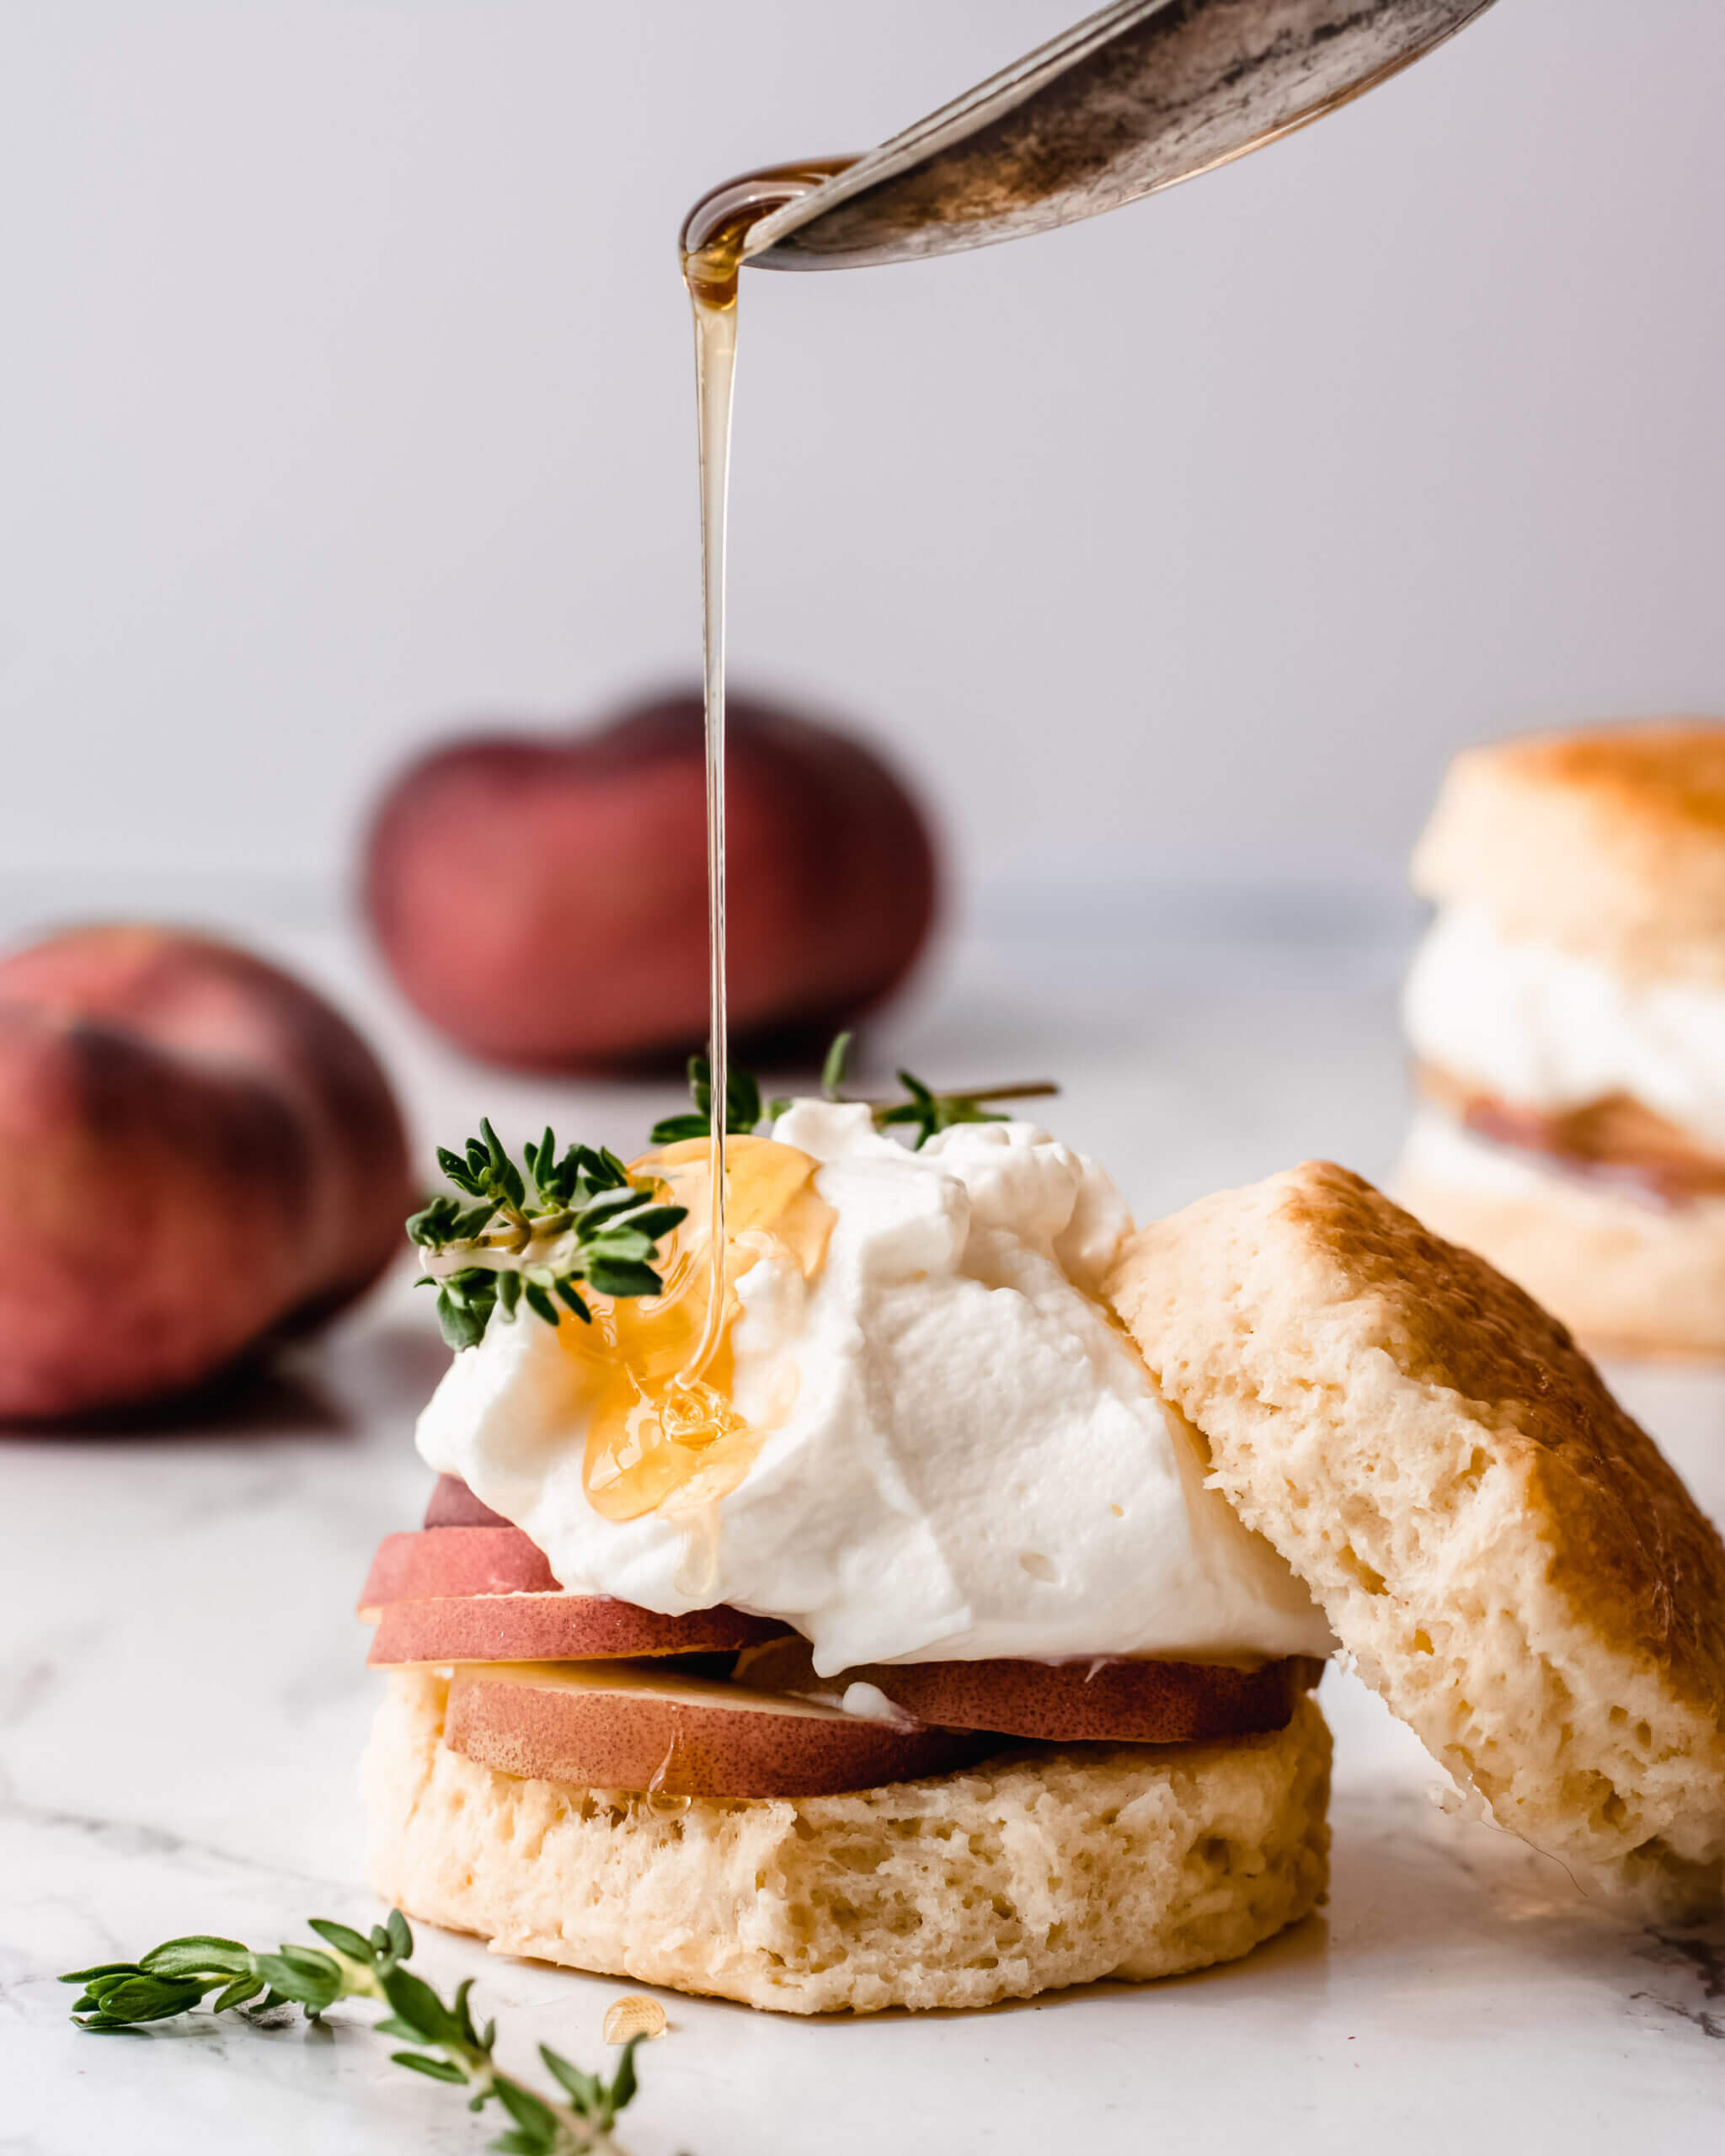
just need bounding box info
[1404,903,1725,1150]
[418,1102,1332,1675]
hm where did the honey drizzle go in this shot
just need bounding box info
[560,164,853,1535]
[676,160,852,1392]
[682,249,736,1390]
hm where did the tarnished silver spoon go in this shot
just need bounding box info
[738,0,1499,275]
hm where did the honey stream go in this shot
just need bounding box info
[569,165,852,1534]
[676,160,852,1390]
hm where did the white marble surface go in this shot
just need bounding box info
[3,913,1724,2154]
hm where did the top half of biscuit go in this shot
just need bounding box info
[1108,1159,1725,1911]
[1413,719,1725,983]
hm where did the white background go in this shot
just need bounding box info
[3,0,1722,910]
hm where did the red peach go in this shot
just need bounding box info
[0,925,411,1422]
[361,692,938,1068]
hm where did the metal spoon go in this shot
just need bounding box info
[741,0,1498,274]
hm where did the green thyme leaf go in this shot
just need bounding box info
[653,1054,766,1142]
[137,1937,252,1978]
[877,1065,1014,1149]
[606,2036,644,2118]
[392,2050,469,2084]
[821,1031,853,1099]
[380,1966,456,2046]
[647,1111,708,1143]
[306,1919,373,1961]
[494,2078,560,2136]
[577,1187,658,1228]
[622,1205,687,1241]
[539,2045,604,2114]
[74,1974,206,2025]
[553,1277,592,1322]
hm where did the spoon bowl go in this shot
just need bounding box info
[743,0,1499,274]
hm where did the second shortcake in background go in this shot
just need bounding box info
[1397,722,1725,1357]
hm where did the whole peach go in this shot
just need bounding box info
[0,925,413,1422]
[362,692,938,1067]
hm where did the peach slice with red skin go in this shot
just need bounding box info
[443,1659,996,1798]
[359,1527,783,1659]
[368,1592,783,1666]
[423,1475,509,1529]
[738,1637,1325,1745]
[360,1527,559,1611]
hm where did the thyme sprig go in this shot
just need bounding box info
[649,1057,775,1145]
[414,1048,1057,1353]
[650,1032,1058,1150]
[61,1912,644,2155]
[408,1119,686,1351]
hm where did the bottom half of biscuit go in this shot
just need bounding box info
[365,1668,1331,2015]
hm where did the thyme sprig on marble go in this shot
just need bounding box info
[650,1031,1059,1150]
[408,1120,686,1350]
[61,1913,645,2155]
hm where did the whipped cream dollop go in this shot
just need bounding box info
[417,1102,1331,1676]
[1404,904,1725,1149]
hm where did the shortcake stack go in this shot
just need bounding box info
[360,1106,1725,2013]
[1397,721,1725,1354]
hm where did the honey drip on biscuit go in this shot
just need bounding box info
[572,1135,835,1521]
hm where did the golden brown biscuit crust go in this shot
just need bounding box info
[1110,1161,1725,1908]
[1282,1165,1725,1700]
[1413,721,1725,981]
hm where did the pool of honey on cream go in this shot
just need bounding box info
[571,1135,835,1523]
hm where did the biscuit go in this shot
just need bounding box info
[1109,1161,1725,1912]
[1411,720,1725,983]
[365,1668,1331,2014]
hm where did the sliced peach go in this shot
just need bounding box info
[738,1637,1324,1744]
[442,1660,996,1798]
[359,1527,558,1613]
[423,1475,509,1529]
[368,1592,782,1665]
